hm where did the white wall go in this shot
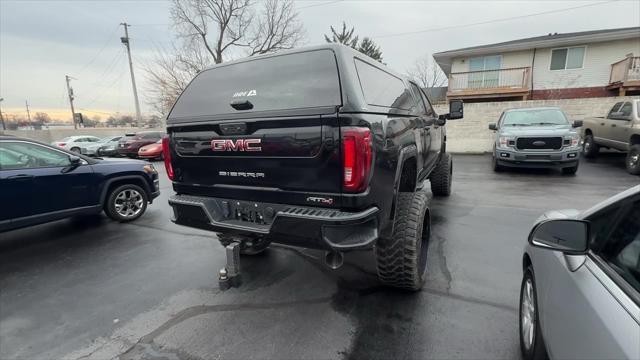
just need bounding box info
[449,37,640,90]
[532,38,640,89]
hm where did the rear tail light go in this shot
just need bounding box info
[58,143,66,147]
[342,127,372,192]
[162,135,174,180]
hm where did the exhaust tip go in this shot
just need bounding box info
[325,251,344,270]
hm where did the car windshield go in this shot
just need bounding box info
[502,109,569,126]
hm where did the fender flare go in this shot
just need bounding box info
[99,175,153,206]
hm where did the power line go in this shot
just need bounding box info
[297,0,343,9]
[75,24,121,77]
[375,0,620,39]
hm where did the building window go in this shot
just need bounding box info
[550,46,586,70]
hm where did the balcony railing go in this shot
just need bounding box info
[448,67,531,94]
[609,57,640,84]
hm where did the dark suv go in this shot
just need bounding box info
[164,44,463,290]
[0,136,160,232]
[117,131,164,158]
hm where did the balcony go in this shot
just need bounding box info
[607,57,640,96]
[447,67,531,101]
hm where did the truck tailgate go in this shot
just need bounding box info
[170,114,342,197]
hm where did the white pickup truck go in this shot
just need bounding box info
[582,99,640,174]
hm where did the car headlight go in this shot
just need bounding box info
[143,164,157,174]
[498,136,515,149]
[564,134,580,147]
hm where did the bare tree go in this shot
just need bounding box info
[33,112,51,124]
[408,55,447,90]
[248,0,304,56]
[145,42,211,115]
[146,0,305,115]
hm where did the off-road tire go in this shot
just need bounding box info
[376,191,430,291]
[430,153,452,196]
[104,184,148,222]
[519,266,548,360]
[561,164,578,175]
[626,144,640,175]
[582,134,599,158]
[218,233,271,255]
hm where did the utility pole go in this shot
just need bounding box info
[66,75,78,129]
[25,100,31,122]
[0,98,5,131]
[120,22,142,127]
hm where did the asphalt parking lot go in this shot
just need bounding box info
[1,154,638,360]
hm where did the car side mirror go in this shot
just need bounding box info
[528,219,589,255]
[447,99,463,120]
[488,123,498,131]
[69,155,82,166]
[572,120,583,128]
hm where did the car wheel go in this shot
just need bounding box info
[626,145,640,175]
[430,152,452,196]
[104,184,148,222]
[70,147,81,153]
[520,266,548,360]
[376,190,430,291]
[218,233,270,255]
[492,154,504,172]
[582,134,599,158]
[561,164,579,175]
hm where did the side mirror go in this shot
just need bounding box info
[447,99,463,120]
[528,219,589,255]
[488,123,498,131]
[572,120,583,128]
[69,155,82,166]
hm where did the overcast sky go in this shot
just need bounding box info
[1,0,639,121]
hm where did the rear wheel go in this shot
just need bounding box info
[376,191,430,291]
[626,145,640,175]
[70,147,81,153]
[217,233,271,255]
[430,153,452,196]
[582,134,599,158]
[520,266,548,360]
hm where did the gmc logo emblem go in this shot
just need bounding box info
[211,139,262,152]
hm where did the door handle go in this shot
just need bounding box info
[611,124,617,127]
[600,123,605,126]
[7,174,35,180]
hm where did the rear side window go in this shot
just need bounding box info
[169,50,341,118]
[354,59,413,110]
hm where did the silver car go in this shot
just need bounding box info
[521,185,640,359]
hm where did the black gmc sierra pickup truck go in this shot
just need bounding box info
[164,44,463,290]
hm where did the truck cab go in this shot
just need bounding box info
[582,99,640,174]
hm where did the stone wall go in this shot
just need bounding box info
[435,95,640,153]
[0,128,164,144]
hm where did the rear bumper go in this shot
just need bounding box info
[495,148,580,168]
[168,194,379,251]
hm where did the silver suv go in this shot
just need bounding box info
[489,107,583,175]
[520,185,640,360]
